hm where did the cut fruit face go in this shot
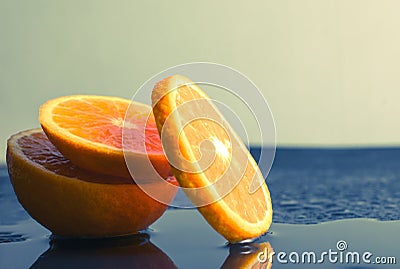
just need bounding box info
[151,75,273,243]
[6,129,177,237]
[39,95,171,180]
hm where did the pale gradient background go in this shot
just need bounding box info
[1,0,400,162]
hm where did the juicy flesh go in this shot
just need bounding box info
[18,132,132,184]
[52,98,163,153]
[170,85,270,223]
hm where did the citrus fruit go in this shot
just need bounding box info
[6,129,177,237]
[39,95,171,179]
[152,75,273,243]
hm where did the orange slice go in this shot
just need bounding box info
[6,129,177,237]
[152,75,273,243]
[39,95,171,179]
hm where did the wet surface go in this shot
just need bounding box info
[1,147,400,268]
[255,148,400,224]
[1,208,399,268]
[0,232,26,244]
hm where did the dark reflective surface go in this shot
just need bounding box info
[221,242,273,268]
[31,234,177,269]
[1,147,400,268]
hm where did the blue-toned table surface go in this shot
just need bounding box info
[1,148,399,268]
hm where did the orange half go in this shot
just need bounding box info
[6,129,177,237]
[39,95,171,179]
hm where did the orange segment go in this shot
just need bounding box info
[152,75,273,243]
[39,95,171,179]
[6,129,177,237]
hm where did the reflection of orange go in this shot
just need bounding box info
[221,242,273,269]
[31,234,177,269]
[152,75,273,243]
[6,129,176,237]
[39,95,171,179]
